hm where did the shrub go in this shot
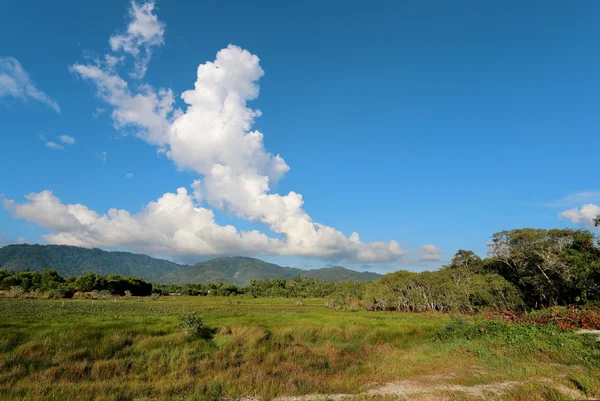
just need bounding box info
[45,286,74,299]
[7,286,24,298]
[178,314,217,339]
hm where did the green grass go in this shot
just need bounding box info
[0,297,599,401]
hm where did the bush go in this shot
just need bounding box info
[178,314,217,339]
[7,286,24,298]
[45,286,74,299]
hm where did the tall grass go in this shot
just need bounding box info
[0,297,598,400]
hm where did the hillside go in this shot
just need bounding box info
[0,244,184,281]
[158,256,381,285]
[296,266,381,283]
[0,245,381,284]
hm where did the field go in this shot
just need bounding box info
[1,297,599,401]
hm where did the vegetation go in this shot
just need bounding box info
[178,313,218,339]
[339,228,600,312]
[0,269,153,297]
[0,246,381,285]
[486,228,600,307]
[2,226,600,399]
[0,296,599,401]
[158,256,381,285]
[0,244,182,281]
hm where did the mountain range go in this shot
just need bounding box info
[0,244,381,284]
[159,256,381,285]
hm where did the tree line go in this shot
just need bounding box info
[0,270,153,298]
[153,276,338,298]
[2,227,599,311]
[354,228,600,312]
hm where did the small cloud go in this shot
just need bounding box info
[95,151,107,163]
[559,204,600,229]
[93,107,106,118]
[104,54,123,70]
[0,57,61,113]
[0,234,28,245]
[545,191,600,208]
[46,141,64,150]
[109,1,165,79]
[59,135,75,145]
[418,244,443,262]
[126,172,134,179]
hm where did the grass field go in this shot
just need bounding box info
[1,297,599,401]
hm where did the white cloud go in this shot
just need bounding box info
[559,204,600,228]
[126,172,134,179]
[70,63,175,146]
[46,141,64,150]
[93,107,106,118]
[4,189,406,262]
[418,244,443,262]
[0,234,28,246]
[0,57,60,113]
[109,1,165,79]
[14,3,430,264]
[68,44,409,263]
[546,191,600,207]
[4,189,282,256]
[96,151,107,163]
[59,135,76,145]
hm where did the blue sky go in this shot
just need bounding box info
[1,0,599,272]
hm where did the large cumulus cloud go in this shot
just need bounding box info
[5,1,434,264]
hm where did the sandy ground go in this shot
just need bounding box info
[235,372,591,401]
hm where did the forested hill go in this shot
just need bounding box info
[0,244,184,281]
[0,245,381,284]
[157,257,381,285]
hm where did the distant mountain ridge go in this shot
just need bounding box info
[0,245,382,284]
[0,244,183,281]
[158,256,381,285]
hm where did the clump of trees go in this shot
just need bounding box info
[0,269,153,298]
[73,272,152,296]
[353,228,600,313]
[486,228,600,307]
[361,250,522,313]
[0,269,75,298]
[247,277,336,298]
[154,276,339,298]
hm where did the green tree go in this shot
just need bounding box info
[487,228,600,306]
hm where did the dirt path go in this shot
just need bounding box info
[237,374,590,401]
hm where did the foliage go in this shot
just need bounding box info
[486,228,600,307]
[249,276,337,298]
[437,317,600,369]
[155,276,340,299]
[324,281,365,310]
[0,269,152,298]
[73,272,152,296]
[361,253,523,313]
[178,314,217,339]
[484,306,600,330]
